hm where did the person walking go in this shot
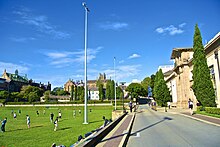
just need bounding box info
[58,110,62,119]
[188,98,194,115]
[26,115,30,128]
[129,101,133,113]
[1,117,7,132]
[13,112,17,119]
[54,117,58,131]
[50,113,54,123]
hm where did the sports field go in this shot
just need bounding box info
[0,105,112,147]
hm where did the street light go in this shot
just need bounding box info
[82,2,89,124]
[114,57,117,110]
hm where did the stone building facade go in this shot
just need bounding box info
[165,32,220,108]
[1,69,51,92]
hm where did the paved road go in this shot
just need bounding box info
[127,105,220,147]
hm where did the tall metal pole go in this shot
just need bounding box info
[114,57,117,110]
[82,2,89,124]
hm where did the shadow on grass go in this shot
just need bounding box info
[89,120,103,124]
[7,125,43,132]
[59,127,72,131]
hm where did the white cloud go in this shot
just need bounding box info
[119,60,124,64]
[128,53,141,59]
[13,7,70,39]
[0,61,29,74]
[155,23,186,35]
[10,37,36,43]
[99,22,128,30]
[179,23,186,28]
[44,46,102,68]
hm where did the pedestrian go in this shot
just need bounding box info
[36,111,39,116]
[73,110,76,118]
[1,117,7,132]
[43,109,46,115]
[13,112,17,119]
[54,117,58,131]
[129,101,132,113]
[18,109,21,115]
[50,113,54,123]
[167,102,171,109]
[188,98,194,115]
[134,102,137,112]
[79,109,81,115]
[58,110,62,119]
[26,115,30,128]
[11,109,14,115]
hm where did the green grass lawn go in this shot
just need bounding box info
[0,106,112,147]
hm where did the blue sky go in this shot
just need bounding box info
[0,0,219,88]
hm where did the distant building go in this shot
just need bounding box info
[87,73,110,100]
[64,79,75,93]
[1,69,51,92]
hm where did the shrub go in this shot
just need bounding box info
[205,107,220,115]
[197,106,206,112]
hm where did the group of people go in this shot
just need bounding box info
[129,101,138,113]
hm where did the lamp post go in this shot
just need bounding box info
[114,57,116,110]
[82,2,89,124]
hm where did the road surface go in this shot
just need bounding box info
[127,105,220,147]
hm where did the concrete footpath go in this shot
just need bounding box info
[96,112,135,147]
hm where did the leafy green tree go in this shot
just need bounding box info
[0,90,9,100]
[70,85,74,101]
[116,86,124,99]
[126,83,146,98]
[192,24,216,107]
[74,85,78,100]
[77,86,84,101]
[98,83,104,101]
[106,80,111,100]
[153,69,171,111]
[141,77,151,93]
[20,85,43,102]
[110,80,115,99]
[28,92,38,103]
[150,74,155,97]
[11,92,22,102]
[44,90,50,102]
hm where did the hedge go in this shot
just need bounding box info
[205,107,220,115]
[197,106,220,115]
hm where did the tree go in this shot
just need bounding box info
[192,24,216,107]
[70,85,74,101]
[106,80,111,100]
[125,83,146,98]
[44,90,50,102]
[141,76,151,94]
[98,83,104,101]
[20,85,43,102]
[116,86,124,99]
[77,86,84,101]
[153,69,171,111]
[74,85,78,100]
[150,74,156,97]
[110,80,115,99]
[0,91,9,100]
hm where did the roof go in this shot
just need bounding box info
[204,32,220,50]
[6,73,29,83]
[171,47,193,59]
